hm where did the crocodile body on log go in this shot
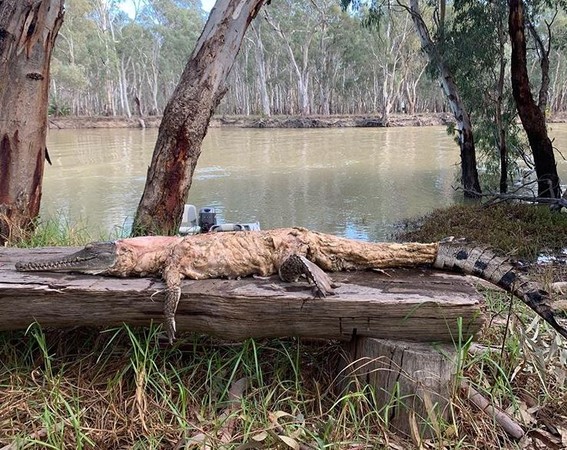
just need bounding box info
[15,227,567,343]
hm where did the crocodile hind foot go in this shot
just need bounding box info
[278,254,335,297]
[164,286,181,344]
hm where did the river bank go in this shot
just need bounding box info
[48,112,456,129]
[48,111,567,130]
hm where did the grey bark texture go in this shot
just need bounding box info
[407,0,481,198]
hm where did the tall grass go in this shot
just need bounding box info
[2,208,566,448]
[12,215,129,248]
[1,326,376,448]
[2,319,564,448]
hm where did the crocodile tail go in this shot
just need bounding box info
[434,243,567,340]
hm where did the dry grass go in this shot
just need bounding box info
[0,328,392,449]
[397,203,567,259]
[1,206,567,448]
[1,319,565,449]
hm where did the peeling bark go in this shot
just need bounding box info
[0,0,65,244]
[132,0,267,236]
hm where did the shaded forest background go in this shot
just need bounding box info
[49,0,567,120]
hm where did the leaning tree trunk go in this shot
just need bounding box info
[495,3,509,194]
[132,0,267,236]
[0,0,65,244]
[509,0,560,198]
[408,0,481,198]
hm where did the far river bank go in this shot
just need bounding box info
[47,112,457,129]
[49,113,451,129]
[47,111,567,130]
[42,123,567,240]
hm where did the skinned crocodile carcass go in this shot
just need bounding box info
[15,228,567,343]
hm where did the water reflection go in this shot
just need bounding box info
[42,125,567,241]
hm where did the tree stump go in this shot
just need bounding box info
[341,337,457,439]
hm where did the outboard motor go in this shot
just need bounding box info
[198,207,217,232]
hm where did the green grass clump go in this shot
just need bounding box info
[397,203,567,259]
[12,216,127,248]
[2,322,564,449]
[16,219,93,247]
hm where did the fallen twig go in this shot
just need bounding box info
[461,380,525,440]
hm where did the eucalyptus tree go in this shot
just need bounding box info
[132,0,269,235]
[88,0,124,116]
[114,20,154,116]
[0,0,65,244]
[220,0,352,115]
[49,0,204,116]
[51,0,126,115]
[309,2,350,115]
[248,23,271,116]
[325,13,377,114]
[406,0,481,197]
[342,0,482,198]
[366,6,419,124]
[263,0,323,115]
[141,0,204,108]
[50,0,93,115]
[220,0,424,116]
[548,14,567,112]
[447,0,521,194]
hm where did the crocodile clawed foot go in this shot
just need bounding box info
[163,285,182,345]
[165,316,176,345]
[279,254,335,297]
[311,283,335,298]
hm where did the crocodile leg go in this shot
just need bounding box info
[278,254,335,297]
[162,264,183,344]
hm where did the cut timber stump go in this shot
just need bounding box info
[0,246,485,341]
[342,338,457,438]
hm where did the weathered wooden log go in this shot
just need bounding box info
[0,247,485,342]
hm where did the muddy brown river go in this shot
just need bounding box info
[42,125,567,241]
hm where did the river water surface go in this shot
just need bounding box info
[42,125,567,241]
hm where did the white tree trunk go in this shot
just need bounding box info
[251,25,271,116]
[119,57,132,118]
[408,0,481,197]
[264,11,312,115]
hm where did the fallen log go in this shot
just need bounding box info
[0,246,485,342]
